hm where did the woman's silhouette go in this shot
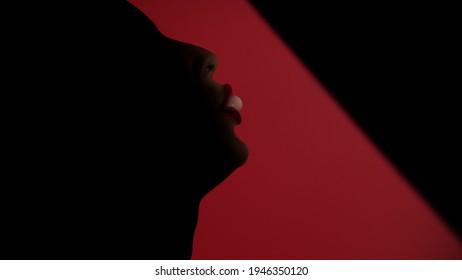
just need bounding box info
[3,0,248,259]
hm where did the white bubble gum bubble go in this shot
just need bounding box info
[226,95,243,112]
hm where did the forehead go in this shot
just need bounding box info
[102,1,166,42]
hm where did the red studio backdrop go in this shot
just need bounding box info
[128,0,462,259]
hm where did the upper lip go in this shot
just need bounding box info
[221,84,232,109]
[220,83,242,124]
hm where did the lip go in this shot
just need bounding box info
[221,84,242,125]
[223,107,242,125]
[221,84,232,107]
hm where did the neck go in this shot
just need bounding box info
[109,174,204,259]
[148,194,201,259]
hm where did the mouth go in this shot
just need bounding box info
[221,84,243,125]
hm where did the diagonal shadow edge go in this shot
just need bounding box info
[247,0,462,240]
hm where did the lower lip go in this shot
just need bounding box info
[224,107,242,124]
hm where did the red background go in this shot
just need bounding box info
[129,0,462,259]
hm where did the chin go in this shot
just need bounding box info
[227,137,249,170]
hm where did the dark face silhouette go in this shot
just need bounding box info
[2,1,248,260]
[71,1,250,198]
[151,34,249,187]
[134,24,249,198]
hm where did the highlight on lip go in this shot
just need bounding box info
[223,84,243,111]
[227,95,242,111]
[222,84,243,124]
